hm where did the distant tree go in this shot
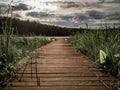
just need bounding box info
[0,17,83,36]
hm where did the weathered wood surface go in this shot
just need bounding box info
[6,38,117,90]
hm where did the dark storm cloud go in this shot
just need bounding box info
[87,10,120,20]
[59,13,89,22]
[13,3,32,11]
[105,13,120,20]
[75,14,89,21]
[26,11,55,18]
[59,15,73,21]
[87,10,105,19]
[1,0,120,28]
[60,2,82,9]
[99,0,120,3]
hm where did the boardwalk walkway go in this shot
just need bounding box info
[7,38,117,90]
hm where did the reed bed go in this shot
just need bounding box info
[0,22,50,84]
[68,30,120,85]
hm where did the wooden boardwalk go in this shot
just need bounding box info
[6,38,117,90]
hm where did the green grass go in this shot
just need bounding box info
[0,8,50,84]
[68,30,120,86]
[0,23,50,84]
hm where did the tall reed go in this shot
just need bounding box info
[0,0,50,84]
[68,30,120,85]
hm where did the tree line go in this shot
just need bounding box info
[0,17,83,36]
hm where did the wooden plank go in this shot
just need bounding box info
[5,38,117,90]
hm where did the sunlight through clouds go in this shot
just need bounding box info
[0,0,120,28]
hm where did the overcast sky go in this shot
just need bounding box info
[0,0,120,28]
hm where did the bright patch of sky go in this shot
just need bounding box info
[0,0,120,28]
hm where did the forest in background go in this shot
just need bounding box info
[0,17,84,36]
[0,16,120,88]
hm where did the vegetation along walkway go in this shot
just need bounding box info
[6,38,117,90]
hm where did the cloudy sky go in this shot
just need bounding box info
[0,0,120,28]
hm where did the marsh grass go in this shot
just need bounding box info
[0,18,50,85]
[68,30,120,85]
[0,0,50,84]
[0,29,49,84]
